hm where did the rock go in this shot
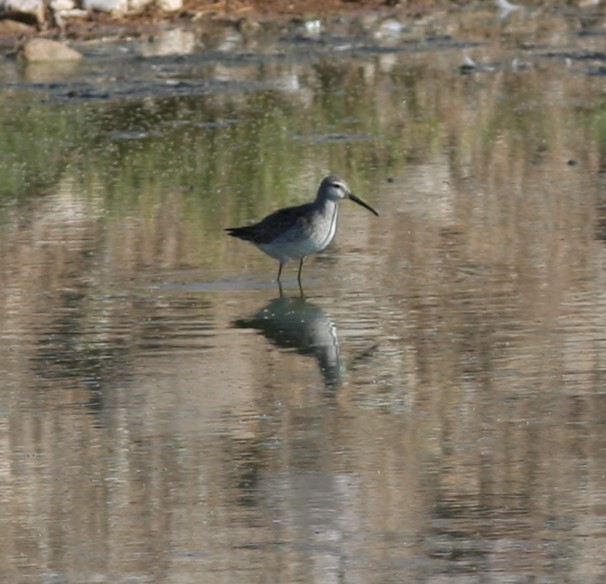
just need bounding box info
[127,0,154,13]
[82,0,128,15]
[54,8,88,19]
[0,18,36,35]
[374,18,404,40]
[50,0,75,10]
[83,0,180,14]
[156,0,182,12]
[21,38,83,61]
[0,0,45,24]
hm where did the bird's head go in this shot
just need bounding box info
[319,175,379,216]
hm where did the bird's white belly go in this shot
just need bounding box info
[259,205,338,262]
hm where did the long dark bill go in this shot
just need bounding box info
[349,193,379,216]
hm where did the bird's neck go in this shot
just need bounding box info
[314,196,338,216]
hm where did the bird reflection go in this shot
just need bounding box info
[233,288,342,389]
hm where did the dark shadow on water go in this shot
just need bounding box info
[233,285,342,390]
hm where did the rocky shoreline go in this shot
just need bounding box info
[0,0,443,54]
[2,0,601,61]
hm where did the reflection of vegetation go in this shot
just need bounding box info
[0,95,89,199]
[1,54,602,218]
[593,103,606,170]
[0,46,603,262]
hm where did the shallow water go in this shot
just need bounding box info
[1,7,606,583]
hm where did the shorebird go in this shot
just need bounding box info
[225,175,379,282]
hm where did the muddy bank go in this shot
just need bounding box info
[2,0,603,56]
[0,0,521,47]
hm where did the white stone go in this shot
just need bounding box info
[82,0,128,15]
[156,0,182,12]
[127,0,154,13]
[54,8,88,18]
[50,0,74,10]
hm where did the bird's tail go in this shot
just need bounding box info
[225,226,256,242]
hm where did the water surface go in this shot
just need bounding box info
[1,7,606,583]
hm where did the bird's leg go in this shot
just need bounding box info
[277,262,284,282]
[297,257,306,282]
